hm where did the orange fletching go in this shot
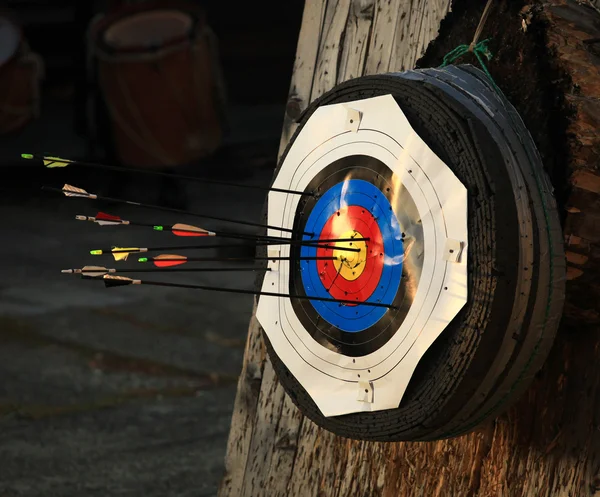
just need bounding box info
[172,223,210,237]
[154,254,187,268]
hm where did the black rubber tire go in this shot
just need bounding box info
[261,65,566,442]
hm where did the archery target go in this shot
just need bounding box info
[256,93,468,417]
[255,67,565,442]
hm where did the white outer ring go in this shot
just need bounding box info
[257,95,468,416]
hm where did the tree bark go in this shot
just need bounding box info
[219,1,600,496]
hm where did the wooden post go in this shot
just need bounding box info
[219,1,451,495]
[219,1,600,495]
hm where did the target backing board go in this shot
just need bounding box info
[256,94,468,417]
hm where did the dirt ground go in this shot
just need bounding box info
[0,91,282,496]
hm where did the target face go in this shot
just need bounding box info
[256,95,468,417]
[289,157,420,357]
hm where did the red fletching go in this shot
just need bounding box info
[153,254,187,268]
[155,259,186,267]
[96,212,121,222]
[172,229,207,237]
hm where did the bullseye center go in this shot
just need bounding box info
[333,230,367,281]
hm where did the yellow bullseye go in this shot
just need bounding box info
[332,230,367,281]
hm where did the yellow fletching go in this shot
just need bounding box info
[111,247,140,261]
[44,156,70,168]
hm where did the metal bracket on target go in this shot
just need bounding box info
[357,381,374,403]
[268,246,280,271]
[344,107,362,132]
[443,239,465,263]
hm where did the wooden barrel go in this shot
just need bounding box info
[90,1,225,169]
[0,11,43,134]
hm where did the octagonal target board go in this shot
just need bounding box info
[258,94,468,415]
[256,65,566,442]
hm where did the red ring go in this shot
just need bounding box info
[316,206,384,305]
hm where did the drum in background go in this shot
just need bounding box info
[0,11,43,135]
[90,1,226,169]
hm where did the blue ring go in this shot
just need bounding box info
[300,179,403,332]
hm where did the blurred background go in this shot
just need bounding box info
[0,1,303,495]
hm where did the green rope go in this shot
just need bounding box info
[440,39,501,94]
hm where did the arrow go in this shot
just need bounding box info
[80,212,363,258]
[44,183,309,235]
[23,153,313,197]
[138,254,338,268]
[89,239,360,261]
[62,265,270,278]
[101,275,396,309]
[76,213,215,236]
[23,154,70,168]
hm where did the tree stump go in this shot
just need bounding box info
[219,1,600,495]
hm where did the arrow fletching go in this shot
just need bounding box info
[96,212,120,222]
[111,247,143,261]
[103,275,140,287]
[76,212,128,226]
[44,156,70,168]
[96,212,127,226]
[61,266,116,278]
[82,265,113,278]
[148,254,187,267]
[171,223,215,237]
[62,184,96,199]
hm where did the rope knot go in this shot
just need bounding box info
[439,38,499,94]
[438,0,499,93]
[441,39,493,68]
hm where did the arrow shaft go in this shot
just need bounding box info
[43,185,310,235]
[93,238,363,255]
[32,154,312,197]
[83,267,270,276]
[124,267,270,273]
[148,256,336,263]
[215,231,368,245]
[107,242,357,253]
[87,220,364,252]
[134,279,395,309]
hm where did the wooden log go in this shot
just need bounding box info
[548,1,600,333]
[219,0,600,495]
